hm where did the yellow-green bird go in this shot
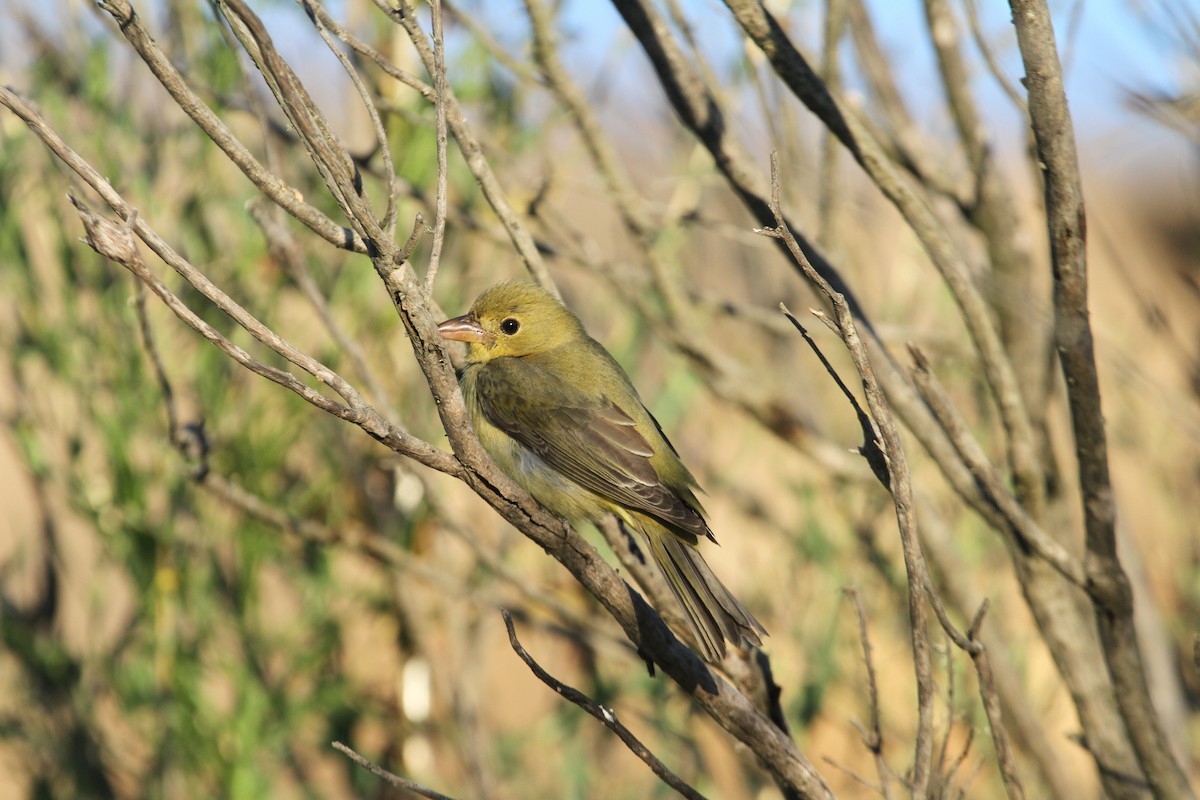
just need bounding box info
[438,281,765,662]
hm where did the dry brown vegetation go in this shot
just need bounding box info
[1,1,1198,798]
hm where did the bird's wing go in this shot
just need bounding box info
[473,358,710,543]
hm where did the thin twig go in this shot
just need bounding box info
[303,0,435,101]
[965,602,1026,800]
[423,0,450,296]
[398,212,427,264]
[962,0,1027,112]
[388,0,559,295]
[501,610,708,800]
[218,0,386,248]
[67,194,456,476]
[194,465,627,651]
[779,309,889,488]
[132,277,181,445]
[757,151,935,796]
[332,741,458,800]
[94,0,371,253]
[248,199,398,420]
[917,583,1027,800]
[299,0,399,236]
[907,345,1084,587]
[443,0,544,86]
[843,588,895,800]
[843,0,966,202]
[923,0,1046,517]
[817,0,848,245]
[915,495,1080,798]
[723,0,1042,529]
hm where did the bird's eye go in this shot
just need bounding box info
[500,318,520,335]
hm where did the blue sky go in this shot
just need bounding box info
[397,0,1193,180]
[3,0,1191,178]
[545,0,1187,139]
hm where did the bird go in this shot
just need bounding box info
[438,280,765,662]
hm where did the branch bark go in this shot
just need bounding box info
[5,6,836,796]
[1010,2,1194,797]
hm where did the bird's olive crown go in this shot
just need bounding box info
[467,281,585,359]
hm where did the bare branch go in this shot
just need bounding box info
[908,345,1083,587]
[962,0,1027,113]
[844,0,967,202]
[501,611,709,800]
[70,194,456,476]
[723,0,1042,520]
[299,0,400,236]
[217,0,386,247]
[422,0,450,296]
[757,152,935,796]
[817,0,848,245]
[843,589,895,800]
[965,603,1027,800]
[779,309,889,488]
[603,0,1047,596]
[333,742,459,800]
[94,0,371,253]
[923,0,1048,516]
[248,199,399,419]
[302,0,436,101]
[1011,2,1193,796]
[388,0,559,295]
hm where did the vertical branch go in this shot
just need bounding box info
[299,0,400,236]
[817,0,847,246]
[923,0,1047,517]
[965,605,1027,800]
[1009,2,1193,798]
[843,589,895,800]
[388,0,559,296]
[763,153,935,797]
[423,0,450,296]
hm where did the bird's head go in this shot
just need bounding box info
[438,281,585,362]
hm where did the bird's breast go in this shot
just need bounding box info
[461,368,605,522]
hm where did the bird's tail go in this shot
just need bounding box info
[642,523,766,662]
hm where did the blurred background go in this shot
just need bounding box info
[0,0,1197,797]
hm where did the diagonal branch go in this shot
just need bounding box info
[721,0,1042,527]
[386,0,558,294]
[908,346,1083,586]
[502,610,708,800]
[333,742,458,800]
[95,0,372,254]
[922,0,1048,516]
[758,153,935,797]
[217,0,387,249]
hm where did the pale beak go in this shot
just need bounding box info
[437,314,493,344]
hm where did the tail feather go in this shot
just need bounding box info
[644,525,766,662]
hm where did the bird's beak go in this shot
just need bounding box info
[437,314,493,344]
